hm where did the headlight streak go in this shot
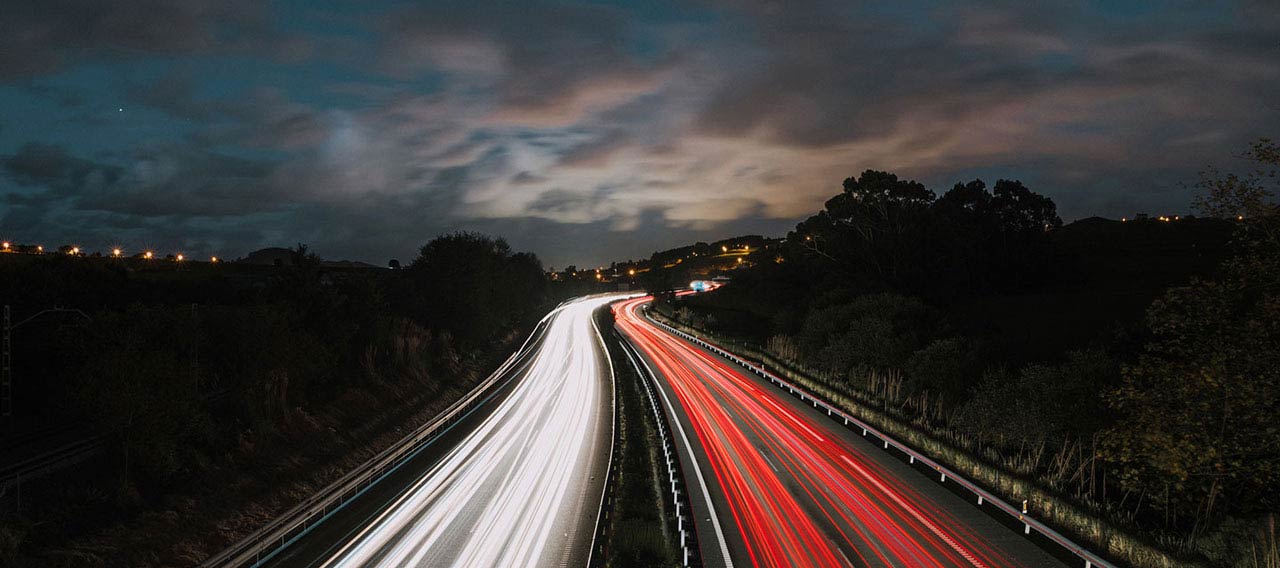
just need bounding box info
[318,296,624,568]
[614,297,1045,568]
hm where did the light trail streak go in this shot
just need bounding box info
[318,295,625,568]
[615,296,1056,568]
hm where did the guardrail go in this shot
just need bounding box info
[615,331,701,567]
[202,306,565,568]
[645,309,1116,568]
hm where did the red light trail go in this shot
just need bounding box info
[615,296,1059,567]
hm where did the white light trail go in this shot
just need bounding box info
[320,295,626,568]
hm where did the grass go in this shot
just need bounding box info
[596,308,682,567]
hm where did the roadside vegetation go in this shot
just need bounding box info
[595,308,682,568]
[0,232,576,566]
[646,139,1279,567]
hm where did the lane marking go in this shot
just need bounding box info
[619,317,735,568]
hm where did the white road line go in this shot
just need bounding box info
[624,333,735,568]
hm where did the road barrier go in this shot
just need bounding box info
[645,310,1116,568]
[202,304,568,568]
[615,331,701,567]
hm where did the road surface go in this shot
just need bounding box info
[264,295,627,568]
[614,296,1069,568]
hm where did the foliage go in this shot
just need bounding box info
[403,232,548,349]
[791,170,1061,299]
[797,293,937,383]
[956,349,1117,446]
[1106,138,1280,525]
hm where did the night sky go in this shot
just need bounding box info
[2,1,1277,268]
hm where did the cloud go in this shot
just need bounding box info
[3,0,1278,268]
[0,0,310,80]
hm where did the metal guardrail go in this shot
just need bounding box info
[615,331,700,567]
[202,306,566,568]
[646,310,1117,568]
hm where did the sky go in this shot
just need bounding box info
[1,1,1277,268]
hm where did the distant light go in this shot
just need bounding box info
[1,241,8,251]
[112,248,122,257]
[70,246,80,255]
[804,235,812,241]
[176,253,184,261]
[211,256,218,263]
[37,245,43,252]
[595,272,602,280]
[737,257,743,263]
[721,245,728,252]
[144,251,153,259]
[1121,217,1127,222]
[628,269,636,276]
[1237,215,1244,221]
[743,245,749,251]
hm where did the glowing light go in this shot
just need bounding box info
[614,297,1025,567]
[70,246,80,255]
[721,245,728,252]
[112,248,122,257]
[36,245,43,252]
[211,256,218,263]
[628,269,636,276]
[320,296,629,566]
[1,242,8,251]
[176,254,184,261]
[144,251,153,259]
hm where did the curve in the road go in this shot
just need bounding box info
[615,296,1067,568]
[299,295,624,568]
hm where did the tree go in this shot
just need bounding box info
[402,232,548,348]
[1105,138,1280,523]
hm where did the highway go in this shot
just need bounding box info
[261,295,627,568]
[613,296,1069,568]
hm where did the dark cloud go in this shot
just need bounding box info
[0,0,310,81]
[1,1,1277,267]
[3,142,123,201]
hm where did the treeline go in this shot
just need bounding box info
[660,141,1277,565]
[0,232,556,561]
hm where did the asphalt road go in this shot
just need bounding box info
[614,296,1070,568]
[262,295,627,568]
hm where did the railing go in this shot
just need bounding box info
[645,310,1116,568]
[202,306,564,568]
[615,331,701,567]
